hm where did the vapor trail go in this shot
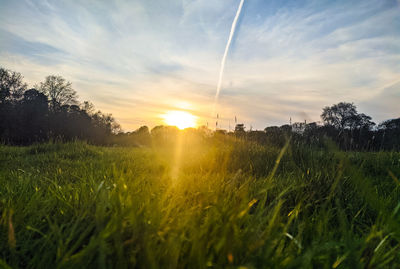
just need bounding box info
[213,0,245,114]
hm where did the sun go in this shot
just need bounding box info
[162,110,197,129]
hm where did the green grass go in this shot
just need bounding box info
[1,138,400,268]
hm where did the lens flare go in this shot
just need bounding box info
[162,110,197,129]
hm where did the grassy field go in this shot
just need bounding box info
[1,137,400,268]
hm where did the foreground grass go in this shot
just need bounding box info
[1,139,400,268]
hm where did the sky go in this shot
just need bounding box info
[1,0,399,131]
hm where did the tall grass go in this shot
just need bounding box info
[1,139,400,268]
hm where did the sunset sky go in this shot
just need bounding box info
[1,0,399,131]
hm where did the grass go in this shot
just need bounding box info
[1,137,400,268]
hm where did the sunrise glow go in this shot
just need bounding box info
[162,110,197,130]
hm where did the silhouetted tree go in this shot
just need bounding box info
[321,102,375,131]
[321,102,357,130]
[280,124,292,134]
[92,111,121,134]
[81,101,95,115]
[134,126,151,146]
[263,126,286,147]
[17,89,49,143]
[38,75,78,111]
[0,68,28,142]
[0,67,27,103]
[0,67,123,145]
[320,102,376,150]
[376,118,400,150]
[2,66,400,150]
[379,118,400,130]
[234,123,246,137]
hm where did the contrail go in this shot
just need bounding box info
[213,0,245,115]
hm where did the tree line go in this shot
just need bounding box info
[234,102,400,151]
[1,67,399,150]
[113,102,400,151]
[0,67,120,144]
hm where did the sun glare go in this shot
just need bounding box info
[162,110,197,129]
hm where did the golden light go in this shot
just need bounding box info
[162,110,197,129]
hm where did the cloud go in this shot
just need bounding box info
[0,0,399,130]
[360,81,400,123]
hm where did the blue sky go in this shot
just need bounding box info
[1,0,399,130]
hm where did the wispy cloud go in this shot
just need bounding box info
[0,0,399,130]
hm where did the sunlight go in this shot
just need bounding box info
[162,110,197,129]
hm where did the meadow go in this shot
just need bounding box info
[1,136,400,268]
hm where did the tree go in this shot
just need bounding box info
[280,124,292,134]
[377,118,400,150]
[321,102,357,130]
[133,126,151,146]
[354,113,375,130]
[136,125,150,134]
[92,111,121,134]
[234,123,245,133]
[20,89,49,142]
[321,102,375,131]
[378,118,400,130]
[38,75,78,110]
[234,123,246,139]
[0,67,28,141]
[0,67,123,145]
[0,67,27,103]
[81,101,95,115]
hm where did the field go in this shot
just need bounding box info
[1,137,400,268]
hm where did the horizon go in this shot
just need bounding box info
[1,0,400,131]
